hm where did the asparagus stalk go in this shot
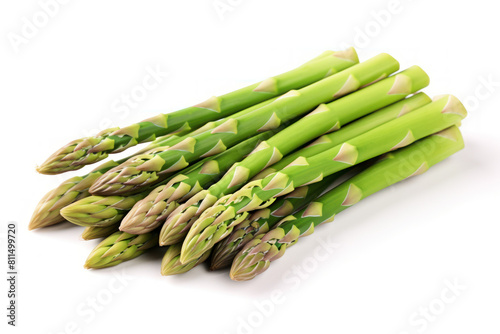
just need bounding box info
[90,54,400,196]
[230,126,465,280]
[253,92,431,180]
[84,231,158,269]
[180,95,467,263]
[29,100,272,230]
[38,49,359,174]
[81,224,120,240]
[210,173,343,270]
[29,133,181,230]
[121,132,276,237]
[164,66,428,244]
[161,244,210,276]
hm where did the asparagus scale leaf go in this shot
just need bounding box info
[230,126,465,280]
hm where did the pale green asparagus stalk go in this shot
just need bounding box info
[121,132,277,237]
[38,49,359,174]
[180,95,467,263]
[230,126,465,280]
[164,66,428,246]
[90,54,400,196]
[210,173,343,270]
[84,231,158,269]
[29,98,276,230]
[161,244,210,276]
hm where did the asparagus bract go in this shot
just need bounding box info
[38,49,359,174]
[29,132,186,230]
[180,95,467,263]
[230,126,465,280]
[90,54,399,196]
[84,231,158,269]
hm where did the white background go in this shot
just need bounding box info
[1,1,499,333]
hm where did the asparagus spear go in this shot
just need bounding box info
[230,126,465,280]
[161,244,210,276]
[81,224,119,240]
[84,231,158,269]
[29,100,272,230]
[121,132,276,236]
[163,67,428,245]
[180,95,467,263]
[89,54,400,196]
[210,173,343,270]
[38,49,359,174]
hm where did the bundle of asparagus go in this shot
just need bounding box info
[32,48,467,281]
